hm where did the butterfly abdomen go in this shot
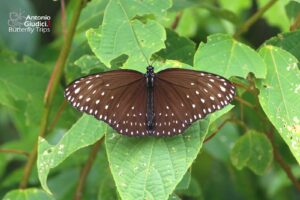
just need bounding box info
[146,66,155,131]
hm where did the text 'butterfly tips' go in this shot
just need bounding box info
[64,67,236,137]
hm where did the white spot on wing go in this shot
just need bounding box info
[74,87,81,94]
[220,85,226,92]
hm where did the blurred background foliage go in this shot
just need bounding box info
[0,0,300,200]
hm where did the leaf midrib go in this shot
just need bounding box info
[269,49,291,125]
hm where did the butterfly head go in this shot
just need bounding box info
[147,65,154,73]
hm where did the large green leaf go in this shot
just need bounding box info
[105,123,203,200]
[265,30,300,62]
[230,130,273,175]
[106,105,234,200]
[194,34,266,79]
[258,45,300,164]
[37,115,106,193]
[0,50,50,135]
[88,0,171,70]
[3,188,54,200]
[259,0,290,31]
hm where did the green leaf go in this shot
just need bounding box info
[74,55,107,74]
[219,0,251,13]
[171,0,197,11]
[258,45,300,164]
[204,123,239,162]
[88,0,171,70]
[0,50,50,135]
[106,123,204,200]
[37,115,106,194]
[77,0,108,32]
[285,1,300,22]
[265,30,300,62]
[3,188,54,200]
[168,194,181,200]
[259,0,290,31]
[194,34,266,79]
[174,8,198,37]
[106,106,234,200]
[156,29,196,65]
[230,130,273,175]
[175,171,191,191]
[199,3,239,25]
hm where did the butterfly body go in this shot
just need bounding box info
[145,66,155,132]
[65,67,235,137]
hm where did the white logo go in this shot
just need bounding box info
[8,10,51,34]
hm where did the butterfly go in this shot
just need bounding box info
[64,66,235,136]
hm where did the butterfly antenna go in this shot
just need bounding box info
[150,56,158,67]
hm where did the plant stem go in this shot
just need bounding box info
[234,0,279,38]
[234,96,256,109]
[204,119,229,143]
[19,0,85,189]
[61,0,67,39]
[74,139,104,200]
[290,11,300,31]
[171,12,182,30]
[48,100,67,133]
[0,149,30,157]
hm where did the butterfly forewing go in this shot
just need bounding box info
[64,70,148,136]
[152,68,235,136]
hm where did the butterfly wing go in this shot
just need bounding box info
[153,68,235,136]
[64,70,148,136]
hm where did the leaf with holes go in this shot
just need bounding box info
[105,105,234,200]
[230,130,273,175]
[87,0,171,70]
[258,45,300,164]
[37,115,106,193]
[194,34,266,79]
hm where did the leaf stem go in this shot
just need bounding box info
[171,12,182,30]
[19,0,85,189]
[290,11,300,31]
[204,118,230,143]
[204,118,247,143]
[234,0,279,38]
[0,149,30,157]
[234,96,256,109]
[47,100,67,133]
[74,138,104,200]
[265,130,300,191]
